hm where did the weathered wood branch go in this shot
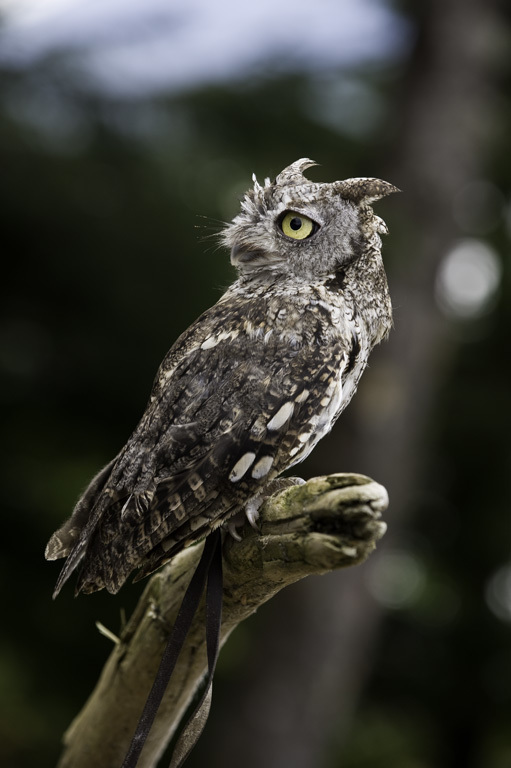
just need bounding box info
[56,473,388,768]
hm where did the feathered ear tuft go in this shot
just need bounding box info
[274,158,318,186]
[334,178,400,204]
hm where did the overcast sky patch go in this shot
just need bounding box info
[0,0,409,95]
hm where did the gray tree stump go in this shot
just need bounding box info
[56,473,388,768]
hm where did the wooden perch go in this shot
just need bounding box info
[56,473,388,768]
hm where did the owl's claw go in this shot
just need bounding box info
[226,506,258,539]
[225,477,306,541]
[245,497,262,530]
[226,518,243,542]
[245,477,306,530]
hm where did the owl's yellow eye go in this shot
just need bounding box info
[279,211,317,240]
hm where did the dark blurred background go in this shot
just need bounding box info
[1,0,510,766]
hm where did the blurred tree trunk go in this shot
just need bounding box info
[198,1,502,766]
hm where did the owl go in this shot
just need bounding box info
[46,158,397,597]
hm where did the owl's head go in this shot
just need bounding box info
[222,159,398,281]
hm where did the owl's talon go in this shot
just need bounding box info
[244,477,305,531]
[227,519,243,542]
[245,497,262,530]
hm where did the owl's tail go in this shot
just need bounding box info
[45,457,118,598]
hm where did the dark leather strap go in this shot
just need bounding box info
[121,529,223,768]
[169,528,223,767]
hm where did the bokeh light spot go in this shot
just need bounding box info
[366,549,426,610]
[486,564,511,623]
[435,238,502,319]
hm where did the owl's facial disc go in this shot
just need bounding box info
[230,208,320,268]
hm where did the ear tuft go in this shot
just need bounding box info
[274,158,318,186]
[334,178,400,204]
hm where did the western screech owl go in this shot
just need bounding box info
[46,158,397,597]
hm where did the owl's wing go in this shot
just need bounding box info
[51,296,350,596]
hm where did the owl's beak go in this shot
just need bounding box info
[231,244,265,265]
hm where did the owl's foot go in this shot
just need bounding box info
[246,476,306,528]
[226,476,306,541]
